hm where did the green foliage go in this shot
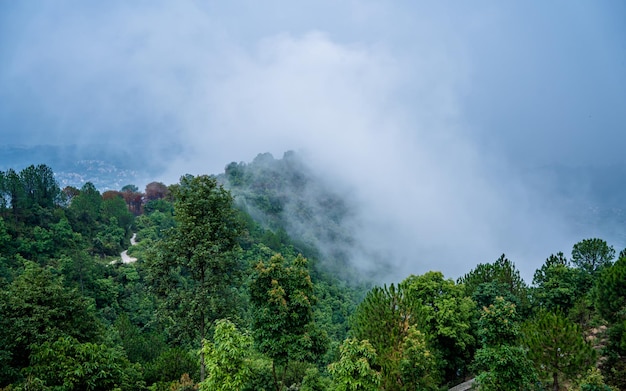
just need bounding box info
[351,279,443,390]
[594,257,626,388]
[200,319,253,391]
[574,367,617,391]
[113,312,166,364]
[477,297,519,346]
[571,238,615,275]
[532,252,581,313]
[350,283,416,390]
[101,194,134,232]
[250,253,327,390]
[328,338,381,391]
[220,152,357,279]
[3,161,622,391]
[144,348,199,385]
[523,310,596,391]
[458,254,529,313]
[145,174,244,381]
[398,326,439,391]
[473,345,538,391]
[0,261,102,385]
[25,336,142,390]
[595,256,626,324]
[68,182,102,237]
[143,198,174,215]
[300,367,332,391]
[473,297,538,391]
[0,165,60,227]
[94,217,126,256]
[403,271,476,383]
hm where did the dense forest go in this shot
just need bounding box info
[1,154,625,391]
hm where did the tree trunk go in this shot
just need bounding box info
[200,349,206,383]
[272,362,281,391]
[552,372,559,391]
[200,309,205,382]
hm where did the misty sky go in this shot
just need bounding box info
[1,1,625,281]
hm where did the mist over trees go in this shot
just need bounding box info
[0,155,625,390]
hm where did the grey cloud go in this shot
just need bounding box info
[1,1,624,282]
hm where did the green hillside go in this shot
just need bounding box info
[1,158,625,391]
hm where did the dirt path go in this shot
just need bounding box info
[120,233,137,263]
[448,378,475,391]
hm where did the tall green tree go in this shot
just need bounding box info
[403,271,476,383]
[523,310,596,391]
[0,169,23,223]
[596,256,626,325]
[328,338,381,391]
[249,253,327,391]
[532,252,581,313]
[200,319,253,391]
[473,297,537,391]
[145,174,243,382]
[571,238,615,275]
[25,336,142,391]
[18,164,60,225]
[101,192,134,235]
[351,280,441,390]
[68,182,102,238]
[350,283,420,390]
[0,261,102,386]
[594,256,626,389]
[458,254,529,314]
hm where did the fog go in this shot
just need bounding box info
[1,1,625,281]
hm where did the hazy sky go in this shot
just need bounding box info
[1,1,625,281]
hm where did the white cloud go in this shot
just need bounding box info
[2,1,620,282]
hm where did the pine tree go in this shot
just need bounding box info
[523,310,596,391]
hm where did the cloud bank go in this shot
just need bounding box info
[1,1,625,281]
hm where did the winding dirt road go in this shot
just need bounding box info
[120,233,137,263]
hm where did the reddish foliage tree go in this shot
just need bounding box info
[145,182,169,201]
[121,186,143,216]
[102,190,123,201]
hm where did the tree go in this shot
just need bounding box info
[571,238,615,275]
[18,164,60,225]
[145,174,243,382]
[0,168,24,224]
[25,336,142,390]
[398,326,439,391]
[594,256,626,389]
[350,283,420,390]
[145,181,170,201]
[200,319,253,391]
[121,184,143,215]
[523,310,596,391]
[144,347,198,386]
[328,338,381,391]
[473,297,537,391]
[458,254,529,313]
[0,261,102,386]
[532,252,580,313]
[101,193,134,234]
[351,280,441,390]
[573,368,617,391]
[595,256,626,325]
[249,253,327,391]
[473,345,538,391]
[0,217,13,280]
[68,182,102,238]
[403,271,476,383]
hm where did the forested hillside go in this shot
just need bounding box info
[1,158,625,390]
[218,152,360,279]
